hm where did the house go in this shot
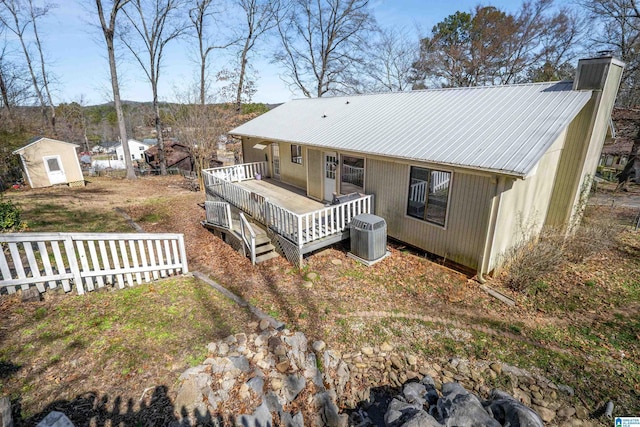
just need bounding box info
[144,140,193,172]
[599,107,639,179]
[115,139,154,162]
[13,137,85,188]
[92,141,119,154]
[204,56,623,274]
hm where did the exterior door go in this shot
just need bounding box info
[271,144,280,180]
[324,152,337,201]
[43,155,67,185]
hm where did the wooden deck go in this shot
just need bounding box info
[203,163,373,267]
[236,178,326,214]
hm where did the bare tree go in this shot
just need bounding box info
[95,0,136,180]
[27,0,55,133]
[121,0,186,175]
[233,0,279,110]
[167,84,234,190]
[189,0,238,106]
[275,0,376,98]
[363,28,418,92]
[0,0,48,130]
[581,0,640,106]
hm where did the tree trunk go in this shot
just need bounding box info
[235,36,251,112]
[106,33,136,180]
[0,68,10,111]
[153,89,167,175]
[15,25,47,131]
[200,57,206,105]
[30,0,56,135]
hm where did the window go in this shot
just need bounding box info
[340,156,364,194]
[407,166,451,226]
[139,146,145,151]
[46,157,61,172]
[291,145,302,164]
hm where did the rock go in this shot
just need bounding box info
[512,388,531,406]
[302,281,313,289]
[36,411,74,427]
[403,382,427,406]
[284,374,306,403]
[314,392,341,427]
[361,346,374,356]
[271,378,283,391]
[531,405,556,423]
[380,342,393,352]
[312,340,326,352]
[236,401,272,427]
[229,356,251,372]
[575,405,589,420]
[235,333,248,345]
[259,319,271,330]
[485,389,544,427]
[489,362,502,375]
[390,355,405,370]
[384,398,421,426]
[276,360,290,373]
[21,287,42,303]
[207,342,217,354]
[557,384,575,396]
[218,342,230,356]
[331,259,342,265]
[402,411,443,427]
[1,397,12,427]
[174,379,202,413]
[248,376,265,396]
[436,382,500,427]
[306,272,319,281]
[557,406,576,418]
[406,354,418,366]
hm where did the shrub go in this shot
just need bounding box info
[0,197,26,232]
[502,212,622,293]
[501,228,564,293]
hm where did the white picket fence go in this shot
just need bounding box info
[0,232,188,295]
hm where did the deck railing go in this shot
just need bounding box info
[1,232,188,295]
[207,162,268,182]
[203,163,372,247]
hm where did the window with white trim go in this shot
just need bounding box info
[407,166,451,226]
[291,145,302,164]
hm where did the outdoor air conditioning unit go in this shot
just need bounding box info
[349,213,389,266]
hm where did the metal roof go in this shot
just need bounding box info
[231,81,592,177]
[13,137,81,154]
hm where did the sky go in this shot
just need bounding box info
[7,0,571,106]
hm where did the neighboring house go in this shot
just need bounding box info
[221,56,623,275]
[599,107,639,175]
[13,137,85,188]
[144,140,193,172]
[115,139,154,161]
[92,141,119,154]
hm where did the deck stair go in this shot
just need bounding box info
[203,200,279,264]
[253,232,278,263]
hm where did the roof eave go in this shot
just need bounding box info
[231,131,527,179]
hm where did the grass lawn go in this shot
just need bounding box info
[0,276,254,425]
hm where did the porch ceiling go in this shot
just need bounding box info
[237,178,326,214]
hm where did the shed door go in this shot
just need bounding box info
[324,152,337,201]
[43,155,67,185]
